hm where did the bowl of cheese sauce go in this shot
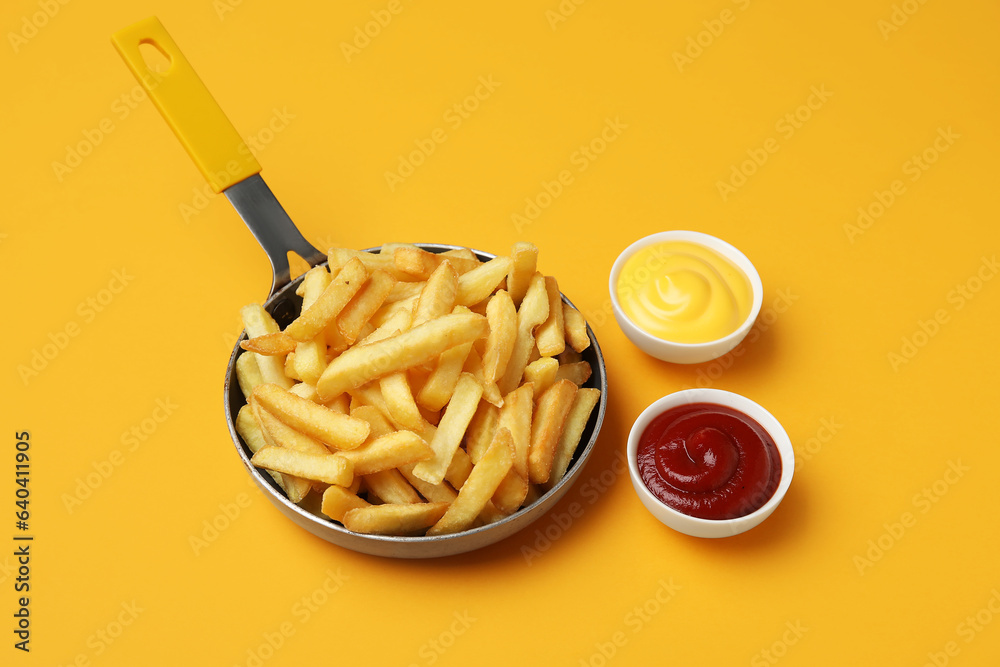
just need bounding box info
[610,231,762,364]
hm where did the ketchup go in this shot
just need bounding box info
[636,403,781,520]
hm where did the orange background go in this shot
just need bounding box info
[4,0,999,665]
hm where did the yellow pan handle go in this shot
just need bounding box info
[111,17,261,193]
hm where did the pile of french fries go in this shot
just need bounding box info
[233,242,601,537]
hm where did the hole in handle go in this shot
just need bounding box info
[138,39,172,74]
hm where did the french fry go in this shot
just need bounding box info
[347,383,393,423]
[325,392,352,415]
[412,374,483,484]
[465,401,500,464]
[360,308,412,346]
[251,446,354,487]
[252,400,331,457]
[386,280,425,303]
[246,401,311,503]
[342,502,450,535]
[337,269,396,344]
[316,312,489,400]
[286,258,368,342]
[482,290,516,399]
[527,379,579,484]
[442,247,481,266]
[490,382,533,512]
[241,332,297,356]
[412,260,458,327]
[327,247,419,282]
[284,353,301,381]
[236,405,287,492]
[498,383,534,479]
[363,469,422,504]
[336,430,432,476]
[547,387,601,487]
[253,383,369,450]
[563,303,591,352]
[349,403,395,438]
[291,267,332,384]
[535,276,566,356]
[241,304,293,389]
[507,242,538,306]
[497,273,549,395]
[456,256,512,307]
[417,341,474,412]
[428,428,514,535]
[558,348,583,365]
[523,357,558,398]
[491,471,528,514]
[235,353,264,399]
[321,485,370,522]
[288,383,319,401]
[395,246,480,279]
[444,446,474,490]
[380,371,424,431]
[398,463,459,503]
[555,361,592,386]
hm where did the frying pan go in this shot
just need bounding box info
[112,17,607,557]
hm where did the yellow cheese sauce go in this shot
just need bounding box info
[616,241,752,344]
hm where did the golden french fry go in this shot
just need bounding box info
[523,357,558,398]
[251,446,354,486]
[338,269,396,344]
[284,353,301,381]
[563,303,591,352]
[336,430,432,476]
[548,387,601,487]
[325,392,352,415]
[241,332,297,356]
[252,400,331,457]
[527,379,578,484]
[363,469,422,504]
[482,289,517,390]
[507,242,538,306]
[359,308,412,346]
[417,341,473,412]
[465,400,499,464]
[456,256,513,307]
[497,273,549,395]
[386,280,425,303]
[327,247,419,282]
[245,401,311,502]
[380,371,424,431]
[412,260,458,327]
[555,361,592,386]
[290,266,331,385]
[428,428,514,535]
[491,470,528,514]
[236,405,288,491]
[535,276,566,356]
[235,353,264,400]
[444,446,474,490]
[288,383,319,401]
[412,374,483,484]
[321,485,370,522]
[477,500,509,525]
[342,502,450,535]
[286,258,368,342]
[316,312,488,400]
[241,304,293,389]
[558,348,583,365]
[349,403,395,438]
[442,248,480,265]
[398,463,459,503]
[499,383,534,479]
[395,246,480,279]
[253,384,369,450]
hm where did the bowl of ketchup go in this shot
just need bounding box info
[626,388,794,538]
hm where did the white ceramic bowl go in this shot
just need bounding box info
[609,231,763,364]
[626,388,793,538]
